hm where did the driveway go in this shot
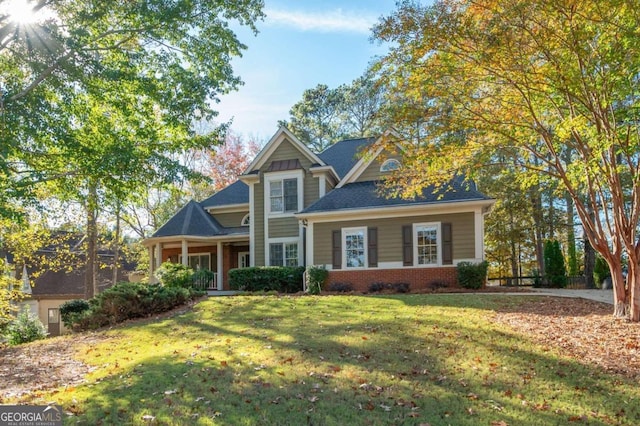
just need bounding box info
[527,287,613,305]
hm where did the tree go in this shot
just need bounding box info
[544,239,567,288]
[1,0,264,296]
[195,130,261,193]
[374,0,640,319]
[279,84,347,152]
[280,71,388,152]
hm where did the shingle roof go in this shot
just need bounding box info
[152,200,224,237]
[318,137,375,179]
[200,180,249,209]
[299,179,492,214]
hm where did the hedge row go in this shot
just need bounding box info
[228,266,305,293]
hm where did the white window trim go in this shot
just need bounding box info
[267,237,302,267]
[380,158,401,172]
[342,226,368,269]
[241,213,250,226]
[264,170,304,217]
[178,253,212,270]
[413,222,441,267]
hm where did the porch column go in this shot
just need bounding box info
[217,241,223,290]
[148,246,154,281]
[155,243,163,269]
[181,239,189,266]
[474,210,484,261]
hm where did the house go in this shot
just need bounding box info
[4,233,136,335]
[143,127,494,292]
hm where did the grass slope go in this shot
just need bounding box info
[14,295,640,425]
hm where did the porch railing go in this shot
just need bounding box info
[191,269,217,290]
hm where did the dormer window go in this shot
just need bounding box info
[241,214,250,226]
[380,159,401,172]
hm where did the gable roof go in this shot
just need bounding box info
[152,200,224,238]
[200,180,248,209]
[298,178,493,215]
[244,126,325,174]
[318,137,375,179]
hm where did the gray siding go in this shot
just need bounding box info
[269,217,300,238]
[254,137,321,265]
[356,153,403,183]
[253,180,265,266]
[313,212,474,265]
[212,211,248,228]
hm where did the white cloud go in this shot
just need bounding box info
[265,8,377,34]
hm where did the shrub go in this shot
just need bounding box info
[393,282,410,293]
[328,282,354,293]
[306,266,328,295]
[368,282,390,293]
[155,262,194,288]
[5,310,47,345]
[544,239,567,288]
[73,282,202,331]
[228,266,305,293]
[457,261,488,290]
[60,299,91,329]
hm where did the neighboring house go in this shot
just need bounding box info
[4,233,135,335]
[144,127,494,292]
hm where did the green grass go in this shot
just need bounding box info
[15,294,640,425]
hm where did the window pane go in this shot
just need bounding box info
[416,225,438,265]
[270,243,283,266]
[270,181,283,213]
[345,230,365,268]
[285,243,298,266]
[283,179,298,212]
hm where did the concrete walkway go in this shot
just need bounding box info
[525,287,614,305]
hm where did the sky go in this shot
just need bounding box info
[215,0,399,142]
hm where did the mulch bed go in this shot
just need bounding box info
[493,297,640,379]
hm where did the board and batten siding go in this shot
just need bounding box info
[212,211,248,228]
[312,212,475,266]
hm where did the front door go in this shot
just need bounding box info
[239,252,250,268]
[48,308,60,336]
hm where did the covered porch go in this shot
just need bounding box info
[146,235,249,291]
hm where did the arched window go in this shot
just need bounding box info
[380,159,401,172]
[241,214,250,226]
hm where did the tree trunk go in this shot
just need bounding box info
[113,202,121,286]
[85,182,99,299]
[606,256,628,318]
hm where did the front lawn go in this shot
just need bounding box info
[5,294,640,425]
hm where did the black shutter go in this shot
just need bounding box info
[368,227,378,267]
[332,230,342,269]
[402,225,413,266]
[442,222,453,265]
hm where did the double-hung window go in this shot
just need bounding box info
[269,242,298,266]
[270,178,298,213]
[415,223,439,265]
[343,227,366,268]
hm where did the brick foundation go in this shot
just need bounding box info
[326,267,458,292]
